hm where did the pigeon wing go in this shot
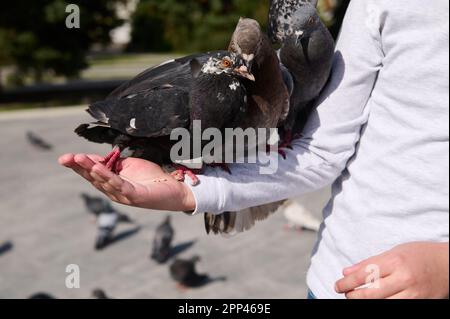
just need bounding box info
[109,52,225,98]
[204,201,285,235]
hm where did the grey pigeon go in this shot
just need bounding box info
[26,131,53,151]
[95,210,119,250]
[169,256,209,289]
[151,216,174,264]
[269,0,334,141]
[80,193,132,223]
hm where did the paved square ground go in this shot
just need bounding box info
[0,107,329,299]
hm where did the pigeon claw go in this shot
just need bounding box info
[266,144,288,159]
[171,165,202,186]
[101,147,122,174]
[208,163,232,174]
[278,149,287,160]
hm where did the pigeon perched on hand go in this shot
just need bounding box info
[269,0,335,142]
[151,216,174,264]
[26,131,53,151]
[75,51,254,186]
[169,256,209,289]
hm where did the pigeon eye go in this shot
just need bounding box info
[222,59,232,68]
[308,17,315,25]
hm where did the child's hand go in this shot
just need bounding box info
[335,242,449,299]
[58,153,196,212]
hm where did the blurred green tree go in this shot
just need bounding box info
[0,0,125,86]
[128,0,269,53]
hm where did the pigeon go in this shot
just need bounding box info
[28,292,56,299]
[151,215,174,264]
[80,193,132,223]
[92,288,110,299]
[169,256,209,289]
[26,131,53,150]
[228,18,290,131]
[0,241,13,256]
[95,210,119,250]
[204,1,335,235]
[203,18,294,235]
[269,0,335,141]
[75,51,254,185]
[80,193,112,216]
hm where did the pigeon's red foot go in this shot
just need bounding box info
[208,163,232,174]
[101,147,122,174]
[171,165,202,186]
[176,283,188,292]
[277,131,302,159]
[266,144,288,160]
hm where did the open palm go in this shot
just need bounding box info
[58,154,196,212]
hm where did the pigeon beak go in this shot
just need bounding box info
[295,30,305,46]
[300,36,311,63]
[235,65,255,82]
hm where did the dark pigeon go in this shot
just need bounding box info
[169,256,209,289]
[269,0,335,140]
[28,292,56,299]
[151,216,174,264]
[0,241,13,256]
[75,51,254,185]
[92,288,110,299]
[26,131,53,151]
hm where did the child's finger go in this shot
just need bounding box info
[74,154,97,171]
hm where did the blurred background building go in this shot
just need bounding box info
[0,0,349,110]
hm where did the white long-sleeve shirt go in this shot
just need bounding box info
[187,0,449,298]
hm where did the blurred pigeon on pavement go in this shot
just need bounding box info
[169,256,209,289]
[26,131,53,151]
[28,292,56,299]
[0,241,13,256]
[151,216,174,264]
[80,193,132,223]
[92,288,110,299]
[95,210,119,250]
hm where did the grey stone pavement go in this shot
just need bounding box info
[0,106,330,299]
